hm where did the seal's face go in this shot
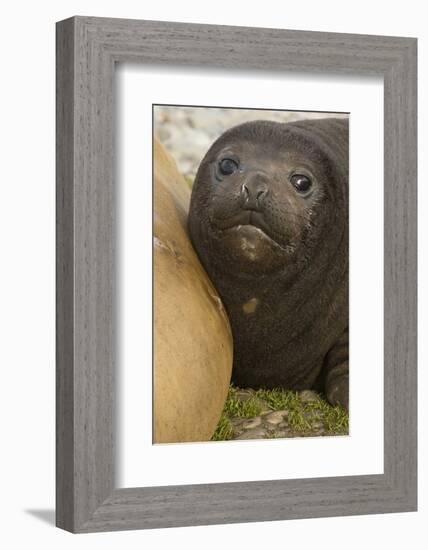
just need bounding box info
[189,120,347,277]
[209,143,320,261]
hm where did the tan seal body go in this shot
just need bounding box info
[153,138,233,443]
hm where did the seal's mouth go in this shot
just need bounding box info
[214,210,266,232]
[214,211,288,252]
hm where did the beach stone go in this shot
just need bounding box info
[312,421,324,429]
[234,389,255,401]
[242,417,262,429]
[233,390,270,413]
[153,138,233,443]
[265,411,288,425]
[299,390,320,403]
[269,430,289,438]
[255,399,270,412]
[235,428,267,440]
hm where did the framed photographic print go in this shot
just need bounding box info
[56,16,417,532]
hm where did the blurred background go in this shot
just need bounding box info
[154,105,349,182]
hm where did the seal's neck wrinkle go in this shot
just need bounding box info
[208,235,343,310]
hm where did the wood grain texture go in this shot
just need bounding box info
[56,16,417,533]
[56,17,75,532]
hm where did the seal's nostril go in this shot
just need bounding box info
[241,178,269,210]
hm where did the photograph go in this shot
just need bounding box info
[153,105,349,444]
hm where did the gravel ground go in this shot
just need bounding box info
[229,390,347,440]
[154,105,348,181]
[212,387,349,441]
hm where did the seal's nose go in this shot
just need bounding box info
[241,172,269,210]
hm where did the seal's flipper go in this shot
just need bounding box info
[324,328,349,410]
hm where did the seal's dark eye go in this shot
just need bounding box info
[290,174,312,194]
[219,158,239,176]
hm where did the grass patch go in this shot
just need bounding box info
[211,385,349,441]
[210,413,233,441]
[223,386,263,418]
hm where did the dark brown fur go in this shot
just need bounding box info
[188,118,349,409]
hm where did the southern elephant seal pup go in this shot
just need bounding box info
[188,118,349,410]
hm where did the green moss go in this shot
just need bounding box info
[255,387,348,435]
[211,385,349,441]
[210,412,233,441]
[223,387,263,418]
[254,388,300,411]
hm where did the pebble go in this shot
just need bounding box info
[235,428,266,440]
[299,390,320,403]
[312,421,324,429]
[270,430,291,438]
[265,411,287,425]
[242,417,262,429]
[234,390,255,402]
[233,390,270,413]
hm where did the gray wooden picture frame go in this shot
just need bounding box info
[56,16,417,533]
